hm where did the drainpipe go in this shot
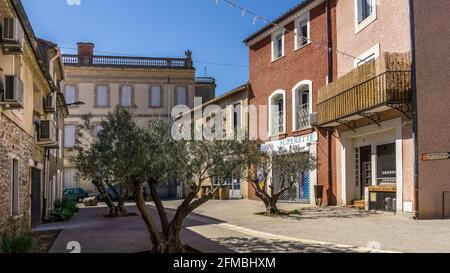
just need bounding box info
[408,0,420,219]
[42,148,50,221]
[325,0,334,205]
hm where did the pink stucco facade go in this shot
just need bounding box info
[336,0,411,73]
[413,0,450,219]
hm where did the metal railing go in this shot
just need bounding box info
[62,54,192,69]
[195,77,216,84]
[296,103,310,130]
[272,111,285,135]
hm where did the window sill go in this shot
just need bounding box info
[269,132,287,139]
[149,106,164,109]
[271,55,285,63]
[9,214,24,220]
[294,42,311,52]
[94,106,111,109]
[292,126,313,134]
[355,15,377,34]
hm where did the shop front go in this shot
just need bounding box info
[263,132,318,205]
[339,118,408,212]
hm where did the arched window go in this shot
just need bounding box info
[292,81,312,131]
[268,90,286,136]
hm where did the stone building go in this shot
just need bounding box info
[176,84,250,199]
[0,0,66,232]
[62,43,215,198]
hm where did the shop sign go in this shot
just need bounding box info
[262,133,318,153]
[422,152,450,161]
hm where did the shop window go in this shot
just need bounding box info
[376,143,396,184]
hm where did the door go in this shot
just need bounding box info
[229,178,241,199]
[359,146,372,200]
[31,168,42,228]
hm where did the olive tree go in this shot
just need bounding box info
[243,141,317,216]
[130,120,246,253]
[73,110,138,217]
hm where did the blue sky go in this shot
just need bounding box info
[23,0,301,95]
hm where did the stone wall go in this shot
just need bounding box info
[0,114,41,234]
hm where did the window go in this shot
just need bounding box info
[271,29,285,61]
[354,44,380,67]
[120,85,133,107]
[64,124,76,148]
[355,0,376,32]
[64,167,77,189]
[233,103,242,132]
[11,159,20,215]
[95,85,109,107]
[176,86,187,106]
[64,85,76,105]
[292,81,312,131]
[268,90,286,136]
[357,0,374,23]
[150,86,162,107]
[295,12,310,49]
[376,143,397,184]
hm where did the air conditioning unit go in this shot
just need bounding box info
[1,17,24,55]
[44,95,56,113]
[38,120,58,147]
[310,112,318,127]
[0,75,24,109]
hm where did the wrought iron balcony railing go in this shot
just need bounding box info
[296,103,310,130]
[272,111,285,135]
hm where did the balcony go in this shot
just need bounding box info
[271,111,285,135]
[296,103,310,130]
[36,120,58,148]
[316,53,412,127]
[62,54,192,69]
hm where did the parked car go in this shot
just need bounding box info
[97,184,149,202]
[63,188,88,203]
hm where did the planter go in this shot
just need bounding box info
[219,186,230,200]
[314,185,324,206]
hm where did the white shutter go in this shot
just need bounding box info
[64,125,76,148]
[65,85,76,104]
[151,86,161,107]
[176,87,187,106]
[64,167,76,189]
[96,86,108,107]
[121,86,132,107]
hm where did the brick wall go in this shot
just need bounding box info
[247,1,338,204]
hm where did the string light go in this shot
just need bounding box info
[214,0,362,62]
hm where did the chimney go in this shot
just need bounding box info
[77,42,95,65]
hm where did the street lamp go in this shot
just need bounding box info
[57,101,85,110]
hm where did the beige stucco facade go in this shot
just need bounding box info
[1,0,63,232]
[180,84,250,200]
[62,45,213,196]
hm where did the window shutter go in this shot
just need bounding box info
[65,85,76,104]
[64,125,75,148]
[121,86,132,107]
[151,86,161,107]
[176,87,187,105]
[96,85,108,107]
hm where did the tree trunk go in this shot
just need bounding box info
[93,180,119,217]
[265,199,280,216]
